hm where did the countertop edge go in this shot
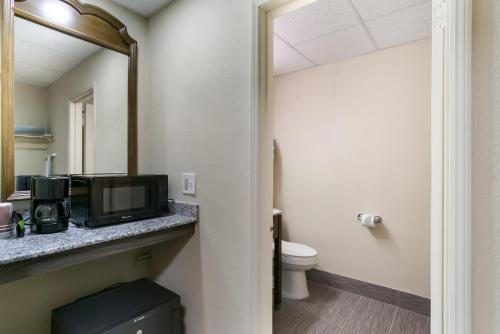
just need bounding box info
[0,216,197,286]
[0,214,197,266]
[0,201,199,267]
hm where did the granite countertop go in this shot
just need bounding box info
[0,201,199,266]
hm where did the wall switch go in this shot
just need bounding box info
[182,173,196,195]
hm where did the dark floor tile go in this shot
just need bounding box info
[276,282,360,334]
[317,287,361,324]
[342,296,397,334]
[318,322,353,334]
[388,308,430,334]
[285,282,361,325]
[288,319,329,334]
[274,283,429,334]
[274,303,327,334]
[274,303,299,328]
[284,281,333,313]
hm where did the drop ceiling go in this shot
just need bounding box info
[110,0,172,17]
[274,0,431,76]
[14,17,102,87]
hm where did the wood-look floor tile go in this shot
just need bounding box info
[319,322,354,334]
[342,297,397,334]
[388,308,430,334]
[274,283,431,334]
[317,288,361,324]
[285,281,361,324]
[274,303,325,334]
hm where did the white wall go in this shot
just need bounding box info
[47,48,129,174]
[14,82,48,128]
[14,82,50,176]
[471,0,499,332]
[82,0,152,174]
[273,39,431,298]
[146,0,253,333]
[0,2,151,333]
[1,0,256,333]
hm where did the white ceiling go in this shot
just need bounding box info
[14,17,102,87]
[110,0,172,17]
[274,0,431,76]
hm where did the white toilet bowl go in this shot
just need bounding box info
[281,241,318,300]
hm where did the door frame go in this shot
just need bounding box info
[250,0,472,333]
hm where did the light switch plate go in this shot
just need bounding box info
[182,173,196,195]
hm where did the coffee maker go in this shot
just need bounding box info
[30,177,71,234]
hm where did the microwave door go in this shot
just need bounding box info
[91,180,158,226]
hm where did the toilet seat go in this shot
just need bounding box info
[282,241,317,258]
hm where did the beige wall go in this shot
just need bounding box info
[146,0,253,333]
[47,48,129,174]
[273,39,431,298]
[471,0,499,332]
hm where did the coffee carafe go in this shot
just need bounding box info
[30,177,70,234]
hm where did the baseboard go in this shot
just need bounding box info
[306,269,430,316]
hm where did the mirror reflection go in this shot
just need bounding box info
[14,17,129,191]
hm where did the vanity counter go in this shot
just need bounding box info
[0,201,198,285]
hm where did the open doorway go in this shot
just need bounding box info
[268,1,432,333]
[249,0,476,332]
[69,89,95,174]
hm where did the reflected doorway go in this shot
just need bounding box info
[69,90,95,174]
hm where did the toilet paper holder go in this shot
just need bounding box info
[357,213,382,224]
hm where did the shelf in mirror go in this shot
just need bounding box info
[14,134,54,144]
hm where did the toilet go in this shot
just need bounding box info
[281,240,318,300]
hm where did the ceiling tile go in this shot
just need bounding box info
[15,18,101,59]
[351,0,427,20]
[14,76,48,87]
[274,0,359,45]
[14,17,103,87]
[15,61,61,87]
[366,1,431,49]
[274,47,314,76]
[274,34,289,52]
[295,25,376,65]
[15,40,83,73]
[109,0,172,17]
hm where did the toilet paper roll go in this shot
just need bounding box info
[357,214,381,228]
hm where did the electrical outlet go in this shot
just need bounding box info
[182,173,196,195]
[136,253,152,265]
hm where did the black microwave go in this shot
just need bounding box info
[70,174,168,228]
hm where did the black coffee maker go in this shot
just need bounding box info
[30,177,71,234]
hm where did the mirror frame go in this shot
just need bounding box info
[1,0,138,201]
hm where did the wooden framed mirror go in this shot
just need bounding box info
[1,0,138,201]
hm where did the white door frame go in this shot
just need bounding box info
[250,0,472,333]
